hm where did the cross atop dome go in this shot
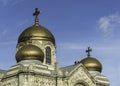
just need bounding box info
[33,8,40,17]
[33,8,40,26]
[86,47,92,57]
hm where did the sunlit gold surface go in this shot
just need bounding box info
[18,25,55,45]
[80,57,102,72]
[16,45,44,62]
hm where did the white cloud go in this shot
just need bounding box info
[58,43,85,50]
[98,13,120,37]
[17,19,29,27]
[0,41,16,45]
[0,0,10,6]
[0,0,25,6]
[57,41,120,55]
[12,0,25,5]
[0,24,8,36]
[98,16,110,33]
[1,29,7,36]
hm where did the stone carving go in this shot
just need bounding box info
[68,66,95,86]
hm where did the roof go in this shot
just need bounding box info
[0,70,6,74]
[60,64,79,73]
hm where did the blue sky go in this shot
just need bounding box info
[0,0,120,85]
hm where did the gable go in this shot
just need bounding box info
[65,63,96,86]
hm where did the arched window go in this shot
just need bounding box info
[46,47,51,64]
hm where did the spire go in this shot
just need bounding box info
[86,47,92,57]
[33,8,40,26]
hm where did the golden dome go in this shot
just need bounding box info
[80,57,102,72]
[18,8,55,45]
[80,47,102,72]
[18,25,55,45]
[15,45,44,62]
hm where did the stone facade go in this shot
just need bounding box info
[0,61,109,86]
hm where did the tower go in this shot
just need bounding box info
[16,8,56,70]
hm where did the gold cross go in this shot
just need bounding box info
[33,8,40,26]
[86,47,92,57]
[33,8,40,17]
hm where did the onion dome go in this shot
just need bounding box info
[18,8,55,45]
[15,45,44,62]
[18,25,55,44]
[80,47,102,73]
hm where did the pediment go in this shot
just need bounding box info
[65,63,96,86]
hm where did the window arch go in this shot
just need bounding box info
[74,80,88,86]
[46,47,51,64]
[75,83,85,86]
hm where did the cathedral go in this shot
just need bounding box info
[0,8,110,86]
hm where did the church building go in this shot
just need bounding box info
[0,8,110,86]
